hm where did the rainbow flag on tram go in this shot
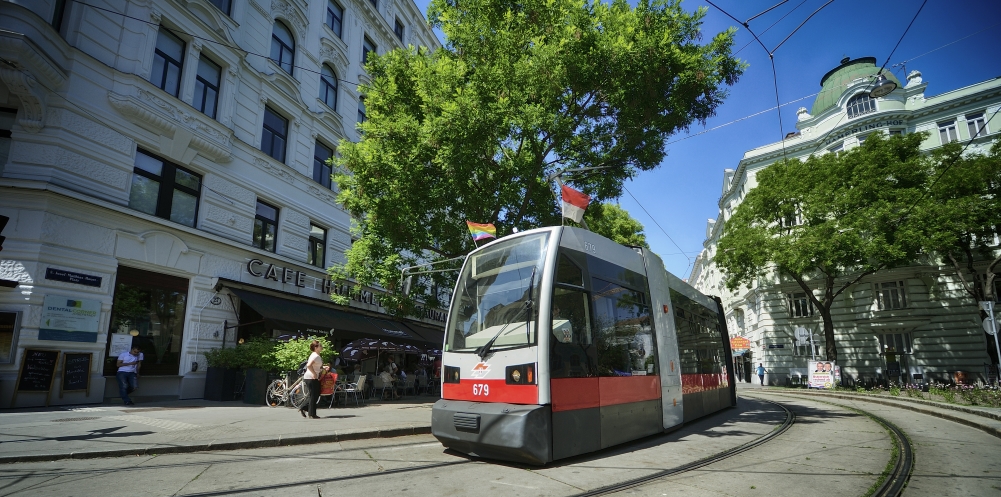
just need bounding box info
[466,221,497,242]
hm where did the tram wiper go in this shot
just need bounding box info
[475,266,536,361]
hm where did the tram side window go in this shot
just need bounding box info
[550,287,596,378]
[592,278,656,376]
[672,290,725,376]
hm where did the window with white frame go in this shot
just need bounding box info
[208,0,231,15]
[394,19,405,42]
[313,141,333,189]
[193,56,221,119]
[362,36,377,64]
[846,93,877,119]
[938,120,958,144]
[308,223,326,268]
[966,111,988,139]
[888,128,904,137]
[326,0,343,38]
[129,149,201,227]
[787,292,814,318]
[320,65,338,110]
[829,142,843,154]
[780,206,802,228]
[261,106,288,163]
[270,21,295,75]
[793,330,822,356]
[875,280,907,310]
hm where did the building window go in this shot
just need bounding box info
[780,206,802,228]
[150,27,184,97]
[357,96,366,124]
[320,65,338,111]
[313,141,334,189]
[270,21,295,75]
[326,1,343,38]
[208,0,231,15]
[106,267,188,376]
[846,93,876,119]
[967,111,988,139]
[261,106,288,162]
[938,120,958,144]
[129,150,201,227]
[394,19,405,42]
[253,200,279,252]
[787,292,814,318]
[0,311,21,364]
[308,223,327,268]
[875,281,906,310]
[877,332,912,354]
[363,36,376,64]
[828,142,843,153]
[193,56,221,119]
[858,133,869,144]
[888,129,904,137]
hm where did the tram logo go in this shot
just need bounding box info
[470,362,491,378]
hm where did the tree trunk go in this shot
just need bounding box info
[820,305,837,363]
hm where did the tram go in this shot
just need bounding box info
[431,226,736,465]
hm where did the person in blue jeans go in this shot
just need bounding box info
[116,345,143,405]
[756,363,766,386]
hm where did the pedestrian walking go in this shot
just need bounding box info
[756,363,766,386]
[116,345,143,405]
[300,340,323,419]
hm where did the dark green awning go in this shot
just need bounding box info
[228,288,430,346]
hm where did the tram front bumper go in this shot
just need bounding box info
[432,399,552,465]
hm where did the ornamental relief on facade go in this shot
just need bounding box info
[11,143,130,192]
[254,156,295,184]
[319,38,350,75]
[307,184,337,205]
[270,0,308,41]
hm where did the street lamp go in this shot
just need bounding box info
[869,73,897,98]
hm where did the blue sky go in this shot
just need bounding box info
[410,0,1001,277]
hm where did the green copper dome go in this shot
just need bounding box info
[811,57,901,116]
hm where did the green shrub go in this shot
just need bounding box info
[271,336,338,373]
[235,337,278,371]
[203,347,240,369]
[889,385,900,397]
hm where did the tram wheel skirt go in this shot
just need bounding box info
[432,399,552,465]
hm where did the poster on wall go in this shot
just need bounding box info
[109,334,133,357]
[808,360,837,389]
[39,295,101,342]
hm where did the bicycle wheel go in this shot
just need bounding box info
[289,380,308,410]
[265,379,286,407]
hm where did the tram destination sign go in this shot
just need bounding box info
[823,119,904,145]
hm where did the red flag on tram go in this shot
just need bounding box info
[560,185,591,223]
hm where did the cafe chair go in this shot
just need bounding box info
[337,374,367,407]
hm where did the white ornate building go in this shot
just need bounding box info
[690,57,1001,386]
[0,0,442,407]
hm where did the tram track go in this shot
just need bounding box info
[751,391,914,497]
[566,398,796,497]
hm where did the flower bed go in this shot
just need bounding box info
[828,382,1001,408]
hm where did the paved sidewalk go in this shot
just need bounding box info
[0,396,435,463]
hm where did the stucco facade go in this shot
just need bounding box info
[689,58,1001,386]
[0,0,442,407]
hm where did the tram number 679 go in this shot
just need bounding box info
[472,383,490,396]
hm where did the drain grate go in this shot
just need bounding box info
[50,417,101,422]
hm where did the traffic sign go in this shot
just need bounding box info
[984,318,999,336]
[980,301,995,312]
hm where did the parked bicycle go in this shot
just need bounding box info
[265,375,308,408]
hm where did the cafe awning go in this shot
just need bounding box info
[404,322,445,348]
[228,288,432,346]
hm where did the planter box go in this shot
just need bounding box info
[244,367,269,405]
[204,367,240,401]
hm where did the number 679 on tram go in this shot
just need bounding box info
[432,226,737,465]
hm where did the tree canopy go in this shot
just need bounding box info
[716,133,931,362]
[332,0,744,313]
[584,203,648,247]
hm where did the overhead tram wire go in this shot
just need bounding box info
[622,186,695,275]
[808,0,928,156]
[891,20,1001,76]
[733,0,810,57]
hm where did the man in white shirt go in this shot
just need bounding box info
[116,345,143,405]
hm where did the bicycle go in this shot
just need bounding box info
[265,374,308,408]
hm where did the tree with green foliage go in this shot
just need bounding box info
[715,133,930,362]
[919,139,1001,304]
[584,203,648,247]
[332,0,744,314]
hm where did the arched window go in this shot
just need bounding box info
[270,21,295,75]
[846,93,876,119]
[320,65,338,110]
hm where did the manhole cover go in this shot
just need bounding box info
[50,417,101,422]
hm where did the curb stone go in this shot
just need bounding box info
[0,425,433,464]
[756,389,1001,439]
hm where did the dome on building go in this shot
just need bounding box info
[810,57,902,116]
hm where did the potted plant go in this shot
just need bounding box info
[237,337,277,405]
[203,346,240,401]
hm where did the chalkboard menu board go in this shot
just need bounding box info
[13,349,60,406]
[61,352,92,397]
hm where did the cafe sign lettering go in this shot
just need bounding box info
[246,258,380,306]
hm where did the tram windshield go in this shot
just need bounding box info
[445,232,549,353]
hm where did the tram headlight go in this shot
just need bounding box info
[444,366,461,383]
[506,363,536,385]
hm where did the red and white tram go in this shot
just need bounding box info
[432,226,736,465]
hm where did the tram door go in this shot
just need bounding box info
[549,256,601,460]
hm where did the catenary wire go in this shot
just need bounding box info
[743,0,788,25]
[622,186,694,274]
[733,0,809,57]
[891,20,1001,74]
